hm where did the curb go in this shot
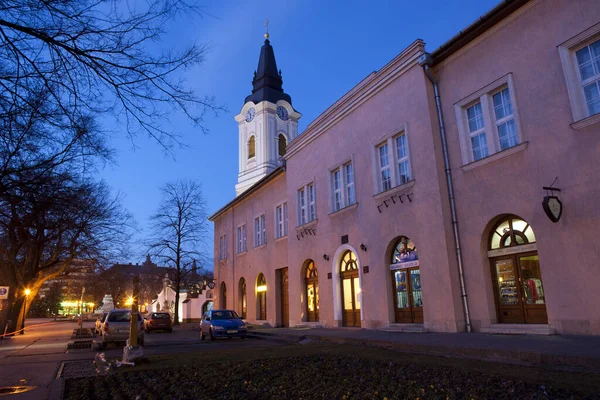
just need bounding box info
[248,331,600,371]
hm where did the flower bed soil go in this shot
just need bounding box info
[64,353,596,400]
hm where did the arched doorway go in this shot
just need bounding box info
[488,216,547,324]
[239,278,247,319]
[220,282,227,309]
[390,237,423,323]
[305,260,319,322]
[340,251,360,327]
[256,273,267,320]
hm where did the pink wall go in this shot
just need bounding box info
[433,0,600,334]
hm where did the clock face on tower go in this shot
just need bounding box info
[245,107,255,123]
[276,106,289,121]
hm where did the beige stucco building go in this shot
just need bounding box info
[210,0,600,335]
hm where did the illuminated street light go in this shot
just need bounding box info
[20,288,31,335]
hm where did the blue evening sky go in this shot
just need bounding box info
[101,0,499,265]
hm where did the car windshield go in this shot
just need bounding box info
[152,313,170,319]
[108,311,143,322]
[211,310,240,320]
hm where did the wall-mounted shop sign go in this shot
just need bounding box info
[542,195,562,223]
[390,260,419,270]
[487,243,537,258]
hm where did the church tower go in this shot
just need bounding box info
[235,30,301,196]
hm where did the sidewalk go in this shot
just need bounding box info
[246,325,600,371]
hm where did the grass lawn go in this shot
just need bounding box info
[64,342,600,399]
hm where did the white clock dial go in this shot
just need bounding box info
[276,106,289,121]
[245,107,255,122]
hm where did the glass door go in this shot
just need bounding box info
[518,254,548,324]
[393,270,411,323]
[493,258,525,323]
[341,275,360,327]
[409,268,423,323]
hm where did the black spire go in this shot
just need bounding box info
[245,39,292,105]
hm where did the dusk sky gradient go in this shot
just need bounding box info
[100,0,500,266]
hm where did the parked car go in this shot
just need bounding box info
[94,312,108,335]
[144,312,173,333]
[200,309,247,340]
[101,309,144,348]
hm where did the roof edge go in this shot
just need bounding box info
[430,0,530,64]
[208,166,286,221]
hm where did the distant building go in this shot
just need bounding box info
[210,0,600,335]
[38,259,97,315]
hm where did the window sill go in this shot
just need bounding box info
[461,142,528,172]
[373,180,415,201]
[329,202,358,217]
[296,219,318,232]
[275,235,288,243]
[254,244,267,250]
[235,251,247,257]
[571,113,600,130]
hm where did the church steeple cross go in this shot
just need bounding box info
[264,19,269,39]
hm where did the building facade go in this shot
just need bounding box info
[210,0,600,335]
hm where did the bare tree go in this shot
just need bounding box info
[0,172,133,333]
[0,0,220,150]
[147,180,208,324]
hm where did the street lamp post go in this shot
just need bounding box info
[20,289,31,335]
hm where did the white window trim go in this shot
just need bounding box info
[454,73,524,166]
[558,23,600,129]
[328,155,356,213]
[274,201,288,239]
[296,180,317,227]
[370,123,413,195]
[254,213,266,247]
[236,223,247,255]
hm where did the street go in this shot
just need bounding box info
[0,318,281,400]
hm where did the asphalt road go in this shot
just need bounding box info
[0,318,281,400]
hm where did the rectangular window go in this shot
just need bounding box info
[297,183,316,225]
[308,184,316,222]
[254,215,266,247]
[378,143,391,192]
[298,188,306,225]
[275,203,288,239]
[576,39,600,116]
[344,163,355,205]
[455,75,522,165]
[218,234,227,260]
[330,161,356,212]
[237,225,246,254]
[467,102,488,161]
[395,133,411,185]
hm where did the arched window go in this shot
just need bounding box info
[239,278,247,319]
[304,260,319,322]
[488,216,546,324]
[390,236,423,324]
[340,250,360,327]
[248,136,256,159]
[489,217,536,250]
[278,134,287,157]
[256,273,267,320]
[220,282,227,309]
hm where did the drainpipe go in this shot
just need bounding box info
[419,53,472,333]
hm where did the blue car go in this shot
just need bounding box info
[200,309,247,340]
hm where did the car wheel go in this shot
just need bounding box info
[209,328,215,341]
[200,331,205,341]
[146,328,151,334]
[241,335,247,340]
[168,328,173,333]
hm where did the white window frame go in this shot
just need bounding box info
[236,224,247,254]
[559,23,600,129]
[454,74,524,165]
[274,202,288,239]
[370,124,413,195]
[329,158,356,212]
[297,181,316,226]
[254,214,266,247]
[218,234,227,260]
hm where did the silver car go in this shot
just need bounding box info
[101,309,144,347]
